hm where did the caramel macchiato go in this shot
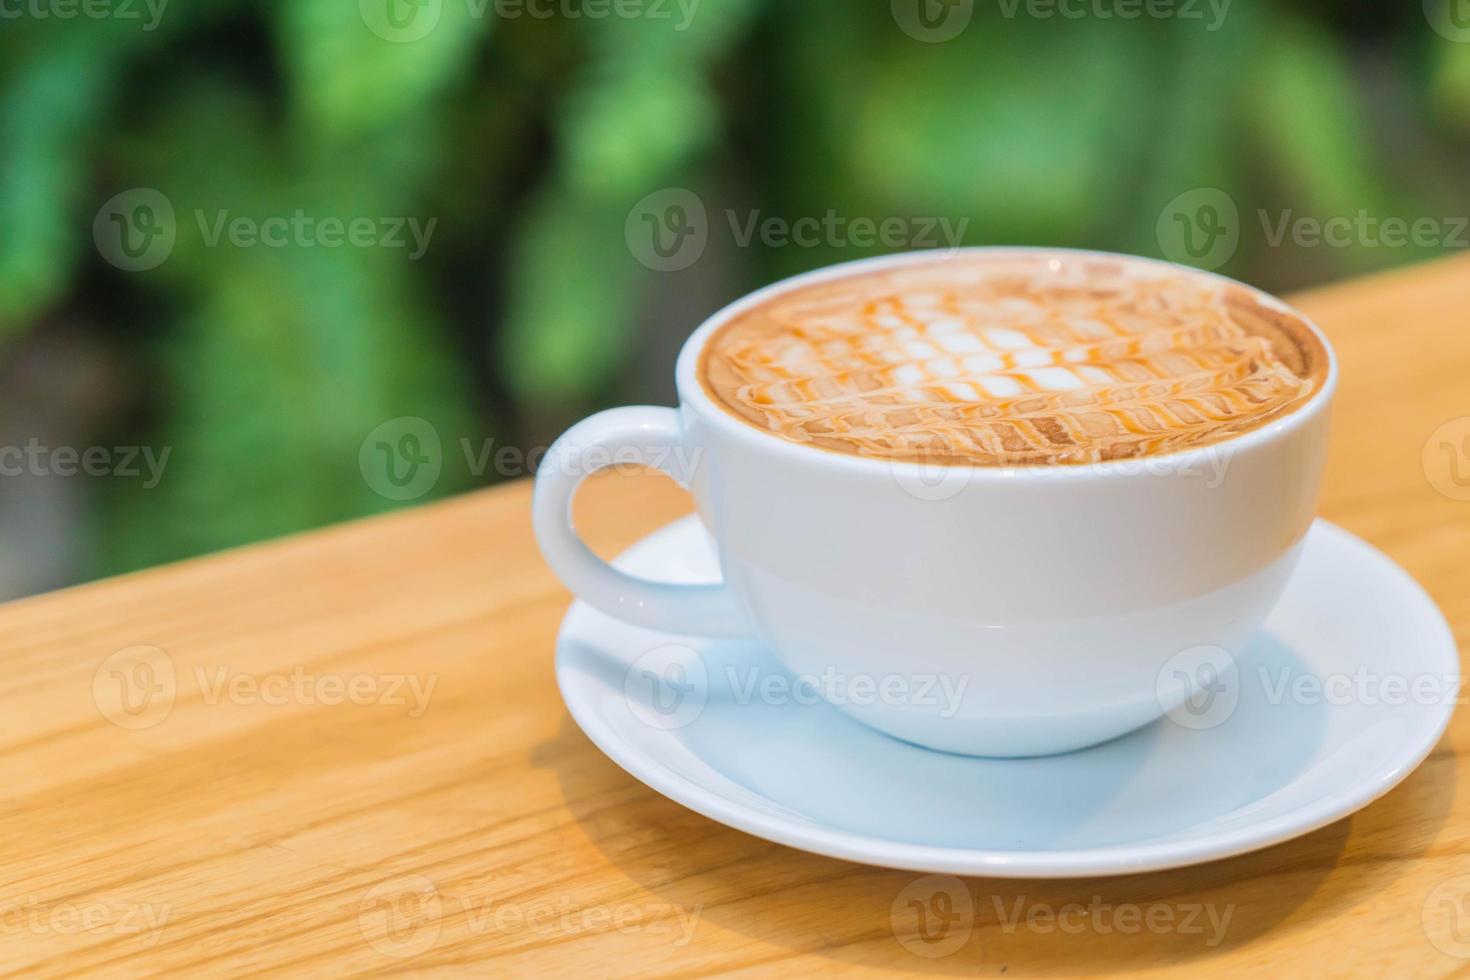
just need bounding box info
[699,252,1328,466]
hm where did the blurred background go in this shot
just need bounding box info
[1,0,1468,599]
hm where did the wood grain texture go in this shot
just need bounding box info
[1,256,1467,977]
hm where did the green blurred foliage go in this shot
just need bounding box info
[0,0,1467,587]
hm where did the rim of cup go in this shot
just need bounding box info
[674,246,1339,482]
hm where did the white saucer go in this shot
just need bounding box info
[555,516,1458,877]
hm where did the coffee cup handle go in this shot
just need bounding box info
[532,406,749,637]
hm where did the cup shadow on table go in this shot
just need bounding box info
[532,631,1457,974]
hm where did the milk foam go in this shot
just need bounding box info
[699,253,1325,466]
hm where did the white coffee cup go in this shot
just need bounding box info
[533,248,1337,756]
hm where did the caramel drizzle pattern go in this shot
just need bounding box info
[706,266,1316,464]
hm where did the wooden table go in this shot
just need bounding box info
[2,257,1468,976]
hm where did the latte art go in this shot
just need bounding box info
[699,252,1327,466]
